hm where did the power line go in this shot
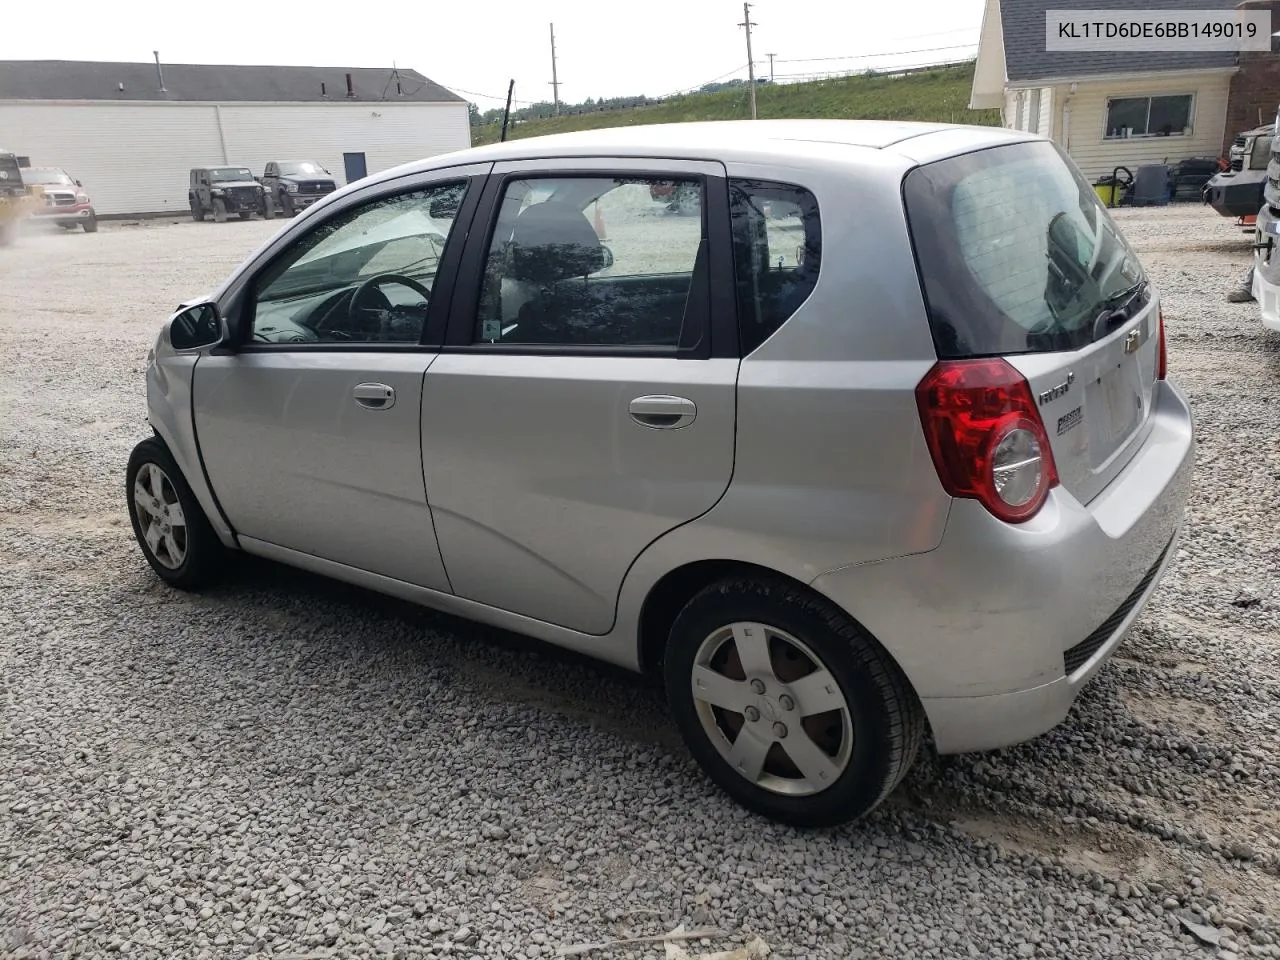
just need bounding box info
[775,43,977,64]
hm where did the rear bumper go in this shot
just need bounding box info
[811,379,1194,754]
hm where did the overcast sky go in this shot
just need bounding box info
[2,0,984,108]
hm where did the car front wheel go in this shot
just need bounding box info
[664,578,924,827]
[126,438,223,589]
[82,215,98,233]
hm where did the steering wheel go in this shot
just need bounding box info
[351,273,431,314]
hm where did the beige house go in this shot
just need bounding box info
[970,0,1278,180]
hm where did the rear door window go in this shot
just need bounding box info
[729,179,821,354]
[903,141,1147,358]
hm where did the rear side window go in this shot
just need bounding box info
[903,141,1146,358]
[729,179,821,354]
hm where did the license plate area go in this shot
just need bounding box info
[1089,359,1143,449]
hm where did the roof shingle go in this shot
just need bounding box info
[0,60,463,103]
[1001,0,1239,82]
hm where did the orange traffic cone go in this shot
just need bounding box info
[593,201,607,240]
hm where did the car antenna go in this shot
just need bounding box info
[500,79,515,143]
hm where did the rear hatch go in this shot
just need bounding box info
[903,140,1160,506]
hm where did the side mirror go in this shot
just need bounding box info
[598,245,615,271]
[75,179,83,187]
[169,302,227,351]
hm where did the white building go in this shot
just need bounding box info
[0,60,472,216]
[967,0,1275,182]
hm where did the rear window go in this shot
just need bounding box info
[903,140,1146,358]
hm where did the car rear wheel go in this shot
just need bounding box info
[82,216,98,233]
[664,578,924,827]
[126,437,223,589]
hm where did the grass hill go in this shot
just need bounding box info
[471,62,998,146]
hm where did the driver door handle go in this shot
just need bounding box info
[628,395,696,429]
[353,382,395,410]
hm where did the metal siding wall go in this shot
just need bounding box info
[0,102,223,215]
[218,103,471,187]
[0,101,471,216]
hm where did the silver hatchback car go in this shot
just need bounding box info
[127,120,1194,827]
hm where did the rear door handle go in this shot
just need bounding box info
[628,395,696,429]
[353,382,395,410]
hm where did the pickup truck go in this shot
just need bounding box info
[262,161,338,217]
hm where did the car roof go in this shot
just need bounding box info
[367,119,1036,187]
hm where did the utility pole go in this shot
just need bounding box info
[739,2,758,119]
[500,79,514,142]
[766,52,776,83]
[549,23,561,116]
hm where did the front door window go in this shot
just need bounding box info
[250,182,467,344]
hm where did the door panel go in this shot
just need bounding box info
[194,352,450,590]
[421,355,738,633]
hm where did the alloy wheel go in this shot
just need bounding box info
[690,622,854,796]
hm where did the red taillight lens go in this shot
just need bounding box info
[915,359,1060,524]
[1156,309,1167,380]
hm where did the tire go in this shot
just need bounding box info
[213,198,227,223]
[126,437,224,589]
[261,196,275,220]
[664,577,924,828]
[190,197,205,222]
[82,215,98,233]
[281,193,296,217]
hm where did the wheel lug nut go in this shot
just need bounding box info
[772,722,788,738]
[744,706,761,722]
[778,695,794,711]
[750,679,766,694]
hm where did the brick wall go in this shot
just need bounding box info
[1224,0,1280,154]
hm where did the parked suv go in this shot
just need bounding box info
[23,166,97,232]
[128,121,1193,827]
[262,160,338,216]
[189,166,269,222]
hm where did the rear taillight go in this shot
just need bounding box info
[1156,309,1167,380]
[915,359,1060,524]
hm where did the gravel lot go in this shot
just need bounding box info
[2,206,1279,960]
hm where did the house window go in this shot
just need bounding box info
[1105,95,1192,138]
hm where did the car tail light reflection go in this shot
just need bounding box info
[915,359,1060,524]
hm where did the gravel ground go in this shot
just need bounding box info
[1,207,1278,960]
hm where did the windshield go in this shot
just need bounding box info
[22,168,74,186]
[903,140,1146,357]
[279,162,327,176]
[209,168,254,182]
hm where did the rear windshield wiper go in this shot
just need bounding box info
[1091,279,1149,341]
